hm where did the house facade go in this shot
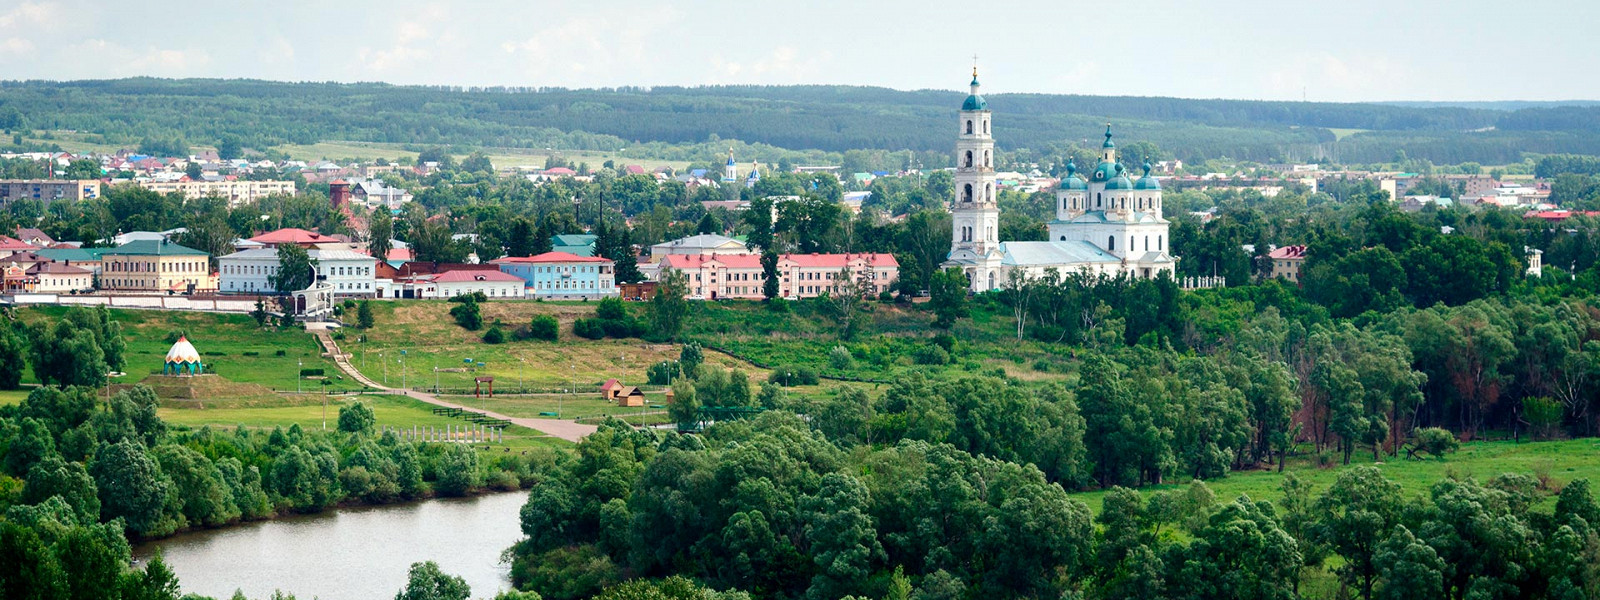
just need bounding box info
[218,248,377,296]
[99,240,214,293]
[658,252,898,300]
[1267,245,1307,283]
[28,262,94,293]
[492,252,617,300]
[135,180,296,206]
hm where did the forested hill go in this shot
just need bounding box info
[4,78,1600,164]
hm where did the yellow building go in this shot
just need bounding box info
[100,240,214,293]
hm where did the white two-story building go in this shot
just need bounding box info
[218,248,378,297]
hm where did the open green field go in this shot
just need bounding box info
[16,306,359,393]
[1067,438,1600,515]
[159,393,567,449]
[348,300,777,392]
[1326,127,1368,141]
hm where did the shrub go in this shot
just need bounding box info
[299,368,324,377]
[1032,359,1051,372]
[528,315,559,342]
[165,330,188,343]
[337,401,375,434]
[275,349,287,357]
[595,297,628,321]
[450,297,483,331]
[357,301,375,329]
[768,365,818,387]
[448,292,488,303]
[1410,427,1460,459]
[242,351,259,357]
[573,318,605,340]
[931,334,955,352]
[911,344,950,365]
[828,345,854,370]
[483,326,506,344]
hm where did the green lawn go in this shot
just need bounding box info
[160,393,567,449]
[1327,127,1368,141]
[0,389,31,407]
[1067,438,1600,514]
[17,306,358,393]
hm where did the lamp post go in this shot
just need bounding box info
[297,359,302,394]
[400,350,407,391]
[381,352,387,386]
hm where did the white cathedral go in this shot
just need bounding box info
[943,69,1176,292]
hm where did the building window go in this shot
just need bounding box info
[965,120,973,134]
[1108,236,1115,251]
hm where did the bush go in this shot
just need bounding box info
[768,365,818,387]
[931,334,955,352]
[242,351,259,357]
[450,298,483,331]
[357,301,375,329]
[528,315,559,342]
[165,330,188,343]
[572,318,605,340]
[595,297,628,321]
[299,368,325,377]
[911,344,950,365]
[828,345,854,370]
[448,292,488,303]
[337,401,375,434]
[483,326,506,344]
[679,343,704,379]
[275,349,287,357]
[1410,427,1460,459]
[1032,359,1051,372]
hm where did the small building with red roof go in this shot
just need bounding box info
[491,251,617,300]
[1267,245,1308,284]
[382,268,525,300]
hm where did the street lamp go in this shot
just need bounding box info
[400,350,407,391]
[297,359,302,394]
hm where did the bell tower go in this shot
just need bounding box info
[951,65,999,260]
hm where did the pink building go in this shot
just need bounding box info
[660,252,898,300]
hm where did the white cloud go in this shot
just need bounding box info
[500,7,683,83]
[357,6,448,73]
[711,46,834,84]
[0,1,58,30]
[0,37,34,55]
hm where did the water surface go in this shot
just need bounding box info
[134,492,525,600]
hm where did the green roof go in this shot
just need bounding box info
[553,245,596,257]
[102,240,208,256]
[550,234,596,247]
[36,248,107,262]
[961,94,988,111]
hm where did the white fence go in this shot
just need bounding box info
[6,294,260,313]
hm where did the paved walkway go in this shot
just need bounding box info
[310,327,598,443]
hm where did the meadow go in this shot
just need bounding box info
[157,393,567,450]
[17,306,359,392]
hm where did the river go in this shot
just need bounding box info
[133,492,526,600]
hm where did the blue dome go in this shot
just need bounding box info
[1135,162,1161,190]
[962,94,988,111]
[1091,160,1118,182]
[1101,124,1115,148]
[1104,174,1134,190]
[1060,163,1087,190]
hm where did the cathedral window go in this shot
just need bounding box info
[983,120,989,134]
[1108,236,1115,251]
[966,120,973,134]
[1159,235,1164,250]
[984,150,991,167]
[1144,237,1149,251]
[964,151,973,168]
[1096,193,1102,208]
[962,184,972,202]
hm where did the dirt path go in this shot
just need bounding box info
[309,325,598,442]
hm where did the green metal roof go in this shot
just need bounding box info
[1104,175,1134,190]
[1060,163,1087,190]
[1135,162,1161,190]
[102,239,207,256]
[1091,161,1119,182]
[961,94,988,111]
[36,248,107,262]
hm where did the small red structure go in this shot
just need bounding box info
[600,378,623,400]
[329,179,352,209]
[474,376,494,398]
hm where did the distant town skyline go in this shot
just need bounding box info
[1,0,1594,103]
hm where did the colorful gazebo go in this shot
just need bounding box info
[164,336,204,376]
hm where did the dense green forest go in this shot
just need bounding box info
[4,79,1600,165]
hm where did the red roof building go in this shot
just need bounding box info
[1267,244,1308,284]
[248,227,342,248]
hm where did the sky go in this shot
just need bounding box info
[0,0,1595,103]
